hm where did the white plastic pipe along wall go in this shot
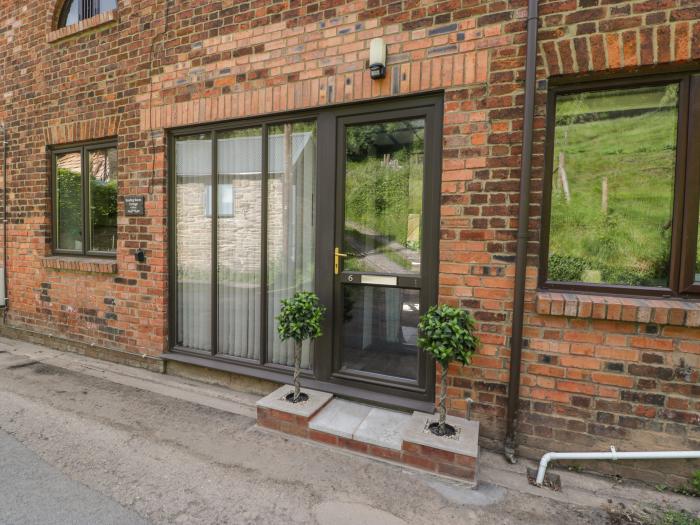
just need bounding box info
[535,446,700,486]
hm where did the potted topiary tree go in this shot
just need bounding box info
[277,291,325,403]
[418,304,480,437]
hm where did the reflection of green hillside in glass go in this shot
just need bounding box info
[548,85,678,287]
[345,152,422,248]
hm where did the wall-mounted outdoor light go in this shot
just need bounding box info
[369,38,386,80]
[135,248,146,263]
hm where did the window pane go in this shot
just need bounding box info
[341,285,420,380]
[88,148,117,253]
[219,185,234,216]
[56,151,83,251]
[100,0,117,12]
[217,128,262,360]
[176,134,212,352]
[204,184,234,217]
[267,122,316,368]
[343,119,424,275]
[61,0,79,26]
[547,83,679,287]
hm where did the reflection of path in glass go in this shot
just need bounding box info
[345,219,420,274]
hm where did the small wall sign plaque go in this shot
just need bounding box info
[124,196,145,216]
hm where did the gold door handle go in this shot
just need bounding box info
[334,247,348,275]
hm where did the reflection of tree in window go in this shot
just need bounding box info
[89,149,117,253]
[56,152,83,251]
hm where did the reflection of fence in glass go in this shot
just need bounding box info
[548,84,678,287]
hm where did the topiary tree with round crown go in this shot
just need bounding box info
[277,291,326,403]
[418,304,480,436]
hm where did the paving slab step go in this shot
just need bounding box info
[353,407,411,451]
[309,398,416,451]
[309,399,372,438]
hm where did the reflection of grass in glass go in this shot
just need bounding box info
[549,87,677,286]
[344,227,412,270]
[345,258,368,273]
[345,152,422,248]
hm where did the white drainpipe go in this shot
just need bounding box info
[535,446,700,486]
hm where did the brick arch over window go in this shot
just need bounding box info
[52,0,117,29]
[51,0,70,29]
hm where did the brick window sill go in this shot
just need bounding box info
[42,256,117,274]
[47,10,117,43]
[535,291,700,328]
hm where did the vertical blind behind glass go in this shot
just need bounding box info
[217,128,263,360]
[176,124,317,367]
[176,134,213,352]
[267,123,317,368]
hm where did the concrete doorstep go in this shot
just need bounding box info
[1,335,699,517]
[257,386,480,484]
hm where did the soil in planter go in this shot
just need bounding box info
[428,422,457,437]
[285,392,309,403]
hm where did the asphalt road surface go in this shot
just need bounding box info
[0,430,147,525]
[0,338,693,524]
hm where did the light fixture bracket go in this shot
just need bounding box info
[368,38,387,80]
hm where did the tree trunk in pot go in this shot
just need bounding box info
[293,340,302,401]
[439,362,448,433]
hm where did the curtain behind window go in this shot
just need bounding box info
[267,123,317,368]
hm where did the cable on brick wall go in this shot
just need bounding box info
[147,0,173,195]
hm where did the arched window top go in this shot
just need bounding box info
[58,0,117,28]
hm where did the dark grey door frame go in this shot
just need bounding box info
[166,93,443,409]
[322,101,442,405]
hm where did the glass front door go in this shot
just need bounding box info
[330,104,440,397]
[336,118,425,383]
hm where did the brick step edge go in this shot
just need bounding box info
[257,407,477,484]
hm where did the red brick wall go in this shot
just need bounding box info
[1,0,699,483]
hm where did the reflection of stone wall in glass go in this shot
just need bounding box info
[175,178,289,274]
[176,183,213,274]
[267,123,317,368]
